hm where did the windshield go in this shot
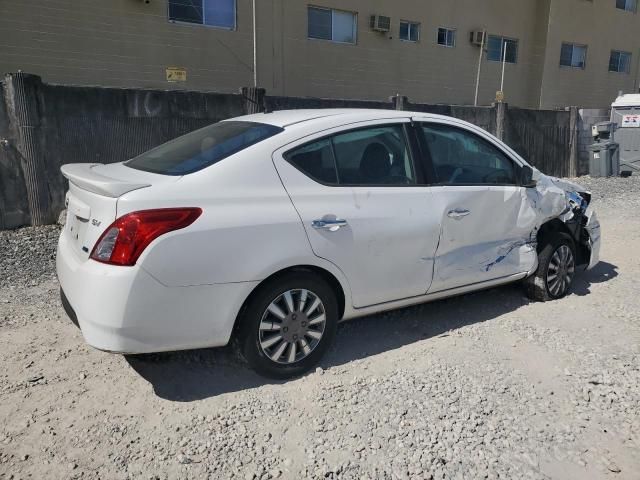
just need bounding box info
[125,121,283,175]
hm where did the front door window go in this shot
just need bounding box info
[419,123,517,185]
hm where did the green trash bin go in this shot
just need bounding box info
[588,141,619,177]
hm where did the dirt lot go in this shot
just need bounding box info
[1,176,639,480]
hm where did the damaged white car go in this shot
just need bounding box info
[57,109,601,378]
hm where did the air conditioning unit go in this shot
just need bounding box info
[469,30,487,46]
[370,15,391,33]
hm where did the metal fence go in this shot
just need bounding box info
[0,73,582,230]
[505,108,573,178]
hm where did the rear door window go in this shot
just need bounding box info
[285,124,417,186]
[419,123,517,185]
[126,121,283,175]
[286,138,338,184]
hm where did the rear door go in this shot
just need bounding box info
[414,118,538,292]
[273,119,442,308]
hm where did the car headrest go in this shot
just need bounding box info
[360,143,391,181]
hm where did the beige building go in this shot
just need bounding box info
[1,0,639,108]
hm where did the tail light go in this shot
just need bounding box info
[90,208,202,266]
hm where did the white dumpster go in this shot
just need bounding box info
[611,94,640,176]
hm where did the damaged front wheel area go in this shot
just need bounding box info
[525,233,576,302]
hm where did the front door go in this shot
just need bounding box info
[273,120,442,308]
[415,119,539,292]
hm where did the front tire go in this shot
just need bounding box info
[525,233,576,301]
[237,272,338,379]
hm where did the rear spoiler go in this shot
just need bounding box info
[61,163,151,198]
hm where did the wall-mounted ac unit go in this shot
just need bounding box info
[370,15,391,33]
[469,30,487,46]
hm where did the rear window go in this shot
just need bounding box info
[125,121,283,175]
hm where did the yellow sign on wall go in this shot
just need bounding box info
[166,67,187,82]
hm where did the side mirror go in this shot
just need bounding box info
[520,165,537,188]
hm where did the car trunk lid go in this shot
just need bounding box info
[61,162,179,260]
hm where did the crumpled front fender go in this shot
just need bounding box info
[531,171,600,269]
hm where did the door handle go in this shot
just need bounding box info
[312,218,348,231]
[447,208,471,220]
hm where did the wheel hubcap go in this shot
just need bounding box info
[258,289,326,364]
[546,245,575,297]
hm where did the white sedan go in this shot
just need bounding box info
[57,109,601,378]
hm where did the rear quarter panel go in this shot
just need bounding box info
[117,142,349,293]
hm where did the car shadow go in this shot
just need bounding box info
[571,261,618,296]
[126,263,619,402]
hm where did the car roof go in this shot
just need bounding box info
[230,108,530,169]
[229,109,447,128]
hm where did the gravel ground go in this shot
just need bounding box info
[1,176,639,480]
[0,225,59,289]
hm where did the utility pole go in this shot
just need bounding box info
[252,0,257,87]
[474,30,486,107]
[500,40,507,94]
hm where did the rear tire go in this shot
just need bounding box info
[237,272,338,379]
[525,233,576,302]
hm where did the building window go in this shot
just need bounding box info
[610,50,632,73]
[399,21,420,42]
[560,43,587,69]
[168,0,236,29]
[487,36,518,63]
[308,6,357,44]
[437,28,456,47]
[616,0,637,12]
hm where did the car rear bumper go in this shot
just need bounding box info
[56,232,258,354]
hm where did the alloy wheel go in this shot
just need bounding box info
[258,289,327,364]
[546,244,575,297]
